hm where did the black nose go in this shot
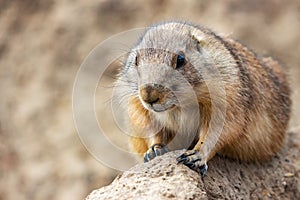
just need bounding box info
[145,95,159,105]
[140,84,160,105]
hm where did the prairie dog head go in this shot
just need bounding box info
[116,22,237,115]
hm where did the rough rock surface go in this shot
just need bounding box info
[86,129,300,200]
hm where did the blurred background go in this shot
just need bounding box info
[0,0,299,199]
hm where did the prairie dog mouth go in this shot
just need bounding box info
[140,99,176,112]
[139,83,177,112]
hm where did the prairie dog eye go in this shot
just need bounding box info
[135,56,138,66]
[176,52,186,69]
[135,52,140,66]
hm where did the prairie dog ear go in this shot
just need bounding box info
[191,31,206,51]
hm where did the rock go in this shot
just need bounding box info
[86,130,300,200]
[86,149,207,200]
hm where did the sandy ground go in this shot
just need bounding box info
[0,0,299,199]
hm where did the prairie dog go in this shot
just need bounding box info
[114,21,291,177]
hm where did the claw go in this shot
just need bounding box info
[176,157,188,163]
[177,149,208,180]
[143,152,152,163]
[184,161,195,169]
[144,144,169,163]
[199,164,208,180]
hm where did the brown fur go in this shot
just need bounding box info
[116,21,291,163]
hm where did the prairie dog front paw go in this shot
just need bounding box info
[144,144,169,162]
[177,150,208,179]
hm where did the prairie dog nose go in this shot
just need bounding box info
[140,84,163,104]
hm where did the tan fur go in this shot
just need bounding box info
[115,21,291,164]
